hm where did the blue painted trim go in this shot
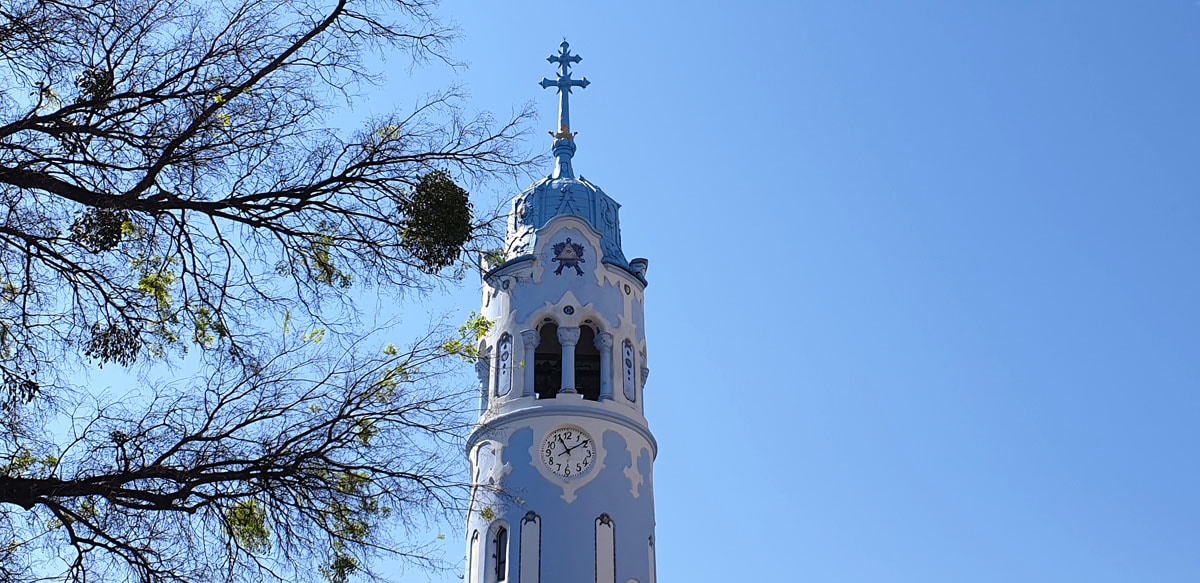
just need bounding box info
[484,250,644,287]
[484,255,536,279]
[602,258,648,287]
[466,403,658,457]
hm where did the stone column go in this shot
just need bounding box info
[596,332,614,401]
[519,329,540,398]
[557,326,581,394]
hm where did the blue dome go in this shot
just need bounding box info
[505,170,628,266]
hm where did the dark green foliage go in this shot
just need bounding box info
[401,171,473,273]
[76,67,115,104]
[69,209,130,253]
[1,368,38,406]
[84,322,142,366]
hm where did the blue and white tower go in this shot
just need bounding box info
[465,41,656,583]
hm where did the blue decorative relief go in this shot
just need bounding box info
[496,333,512,397]
[552,237,586,276]
[622,341,636,402]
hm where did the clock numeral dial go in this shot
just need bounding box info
[540,426,597,478]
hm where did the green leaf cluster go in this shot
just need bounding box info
[310,231,352,289]
[84,322,141,366]
[400,170,473,274]
[443,312,492,360]
[225,500,271,552]
[69,209,130,253]
[76,67,115,103]
[192,307,227,348]
[2,448,57,477]
[320,553,360,583]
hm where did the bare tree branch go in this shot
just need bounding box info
[0,0,526,581]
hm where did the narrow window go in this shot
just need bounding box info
[493,527,509,582]
[475,343,491,413]
[534,324,562,399]
[520,512,541,583]
[468,530,481,583]
[576,326,601,401]
[595,514,615,583]
[648,535,656,583]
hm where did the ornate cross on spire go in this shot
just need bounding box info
[539,40,590,141]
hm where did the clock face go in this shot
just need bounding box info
[541,426,596,478]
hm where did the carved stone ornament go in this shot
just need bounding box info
[557,326,581,346]
[552,237,586,276]
[496,334,512,397]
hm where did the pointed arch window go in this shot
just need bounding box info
[520,512,541,583]
[468,530,481,583]
[493,526,509,582]
[595,514,615,583]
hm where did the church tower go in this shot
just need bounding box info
[464,42,656,583]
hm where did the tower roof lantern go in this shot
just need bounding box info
[503,41,634,273]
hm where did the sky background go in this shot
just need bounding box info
[341,1,1200,581]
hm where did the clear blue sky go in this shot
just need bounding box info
[361,1,1200,581]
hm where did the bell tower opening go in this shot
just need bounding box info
[576,326,601,401]
[534,323,562,399]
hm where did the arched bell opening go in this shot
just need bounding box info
[576,326,602,401]
[534,323,562,399]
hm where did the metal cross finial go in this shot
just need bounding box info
[539,40,590,140]
[549,39,582,77]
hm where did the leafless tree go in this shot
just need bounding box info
[2,332,481,583]
[0,0,530,580]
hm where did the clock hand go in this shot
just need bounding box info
[564,439,589,454]
[557,436,570,456]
